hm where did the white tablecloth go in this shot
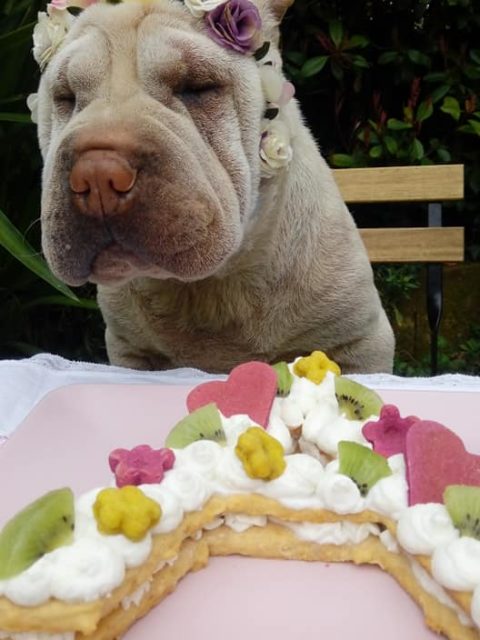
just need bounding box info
[1,353,479,442]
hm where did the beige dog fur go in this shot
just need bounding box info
[36,0,394,373]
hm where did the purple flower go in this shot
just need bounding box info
[206,0,262,54]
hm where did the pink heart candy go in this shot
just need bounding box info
[187,361,278,427]
[406,420,480,505]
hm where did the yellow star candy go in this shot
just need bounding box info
[235,427,286,481]
[93,486,161,542]
[293,350,341,385]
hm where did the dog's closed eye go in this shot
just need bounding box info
[53,89,76,118]
[176,82,222,98]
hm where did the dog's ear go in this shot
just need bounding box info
[269,0,293,22]
[254,0,293,44]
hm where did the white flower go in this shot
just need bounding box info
[33,6,74,71]
[183,0,225,18]
[259,65,284,104]
[26,93,39,124]
[260,119,293,177]
[259,64,295,108]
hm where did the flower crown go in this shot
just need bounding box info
[31,0,294,177]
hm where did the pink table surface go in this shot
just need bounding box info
[1,383,479,639]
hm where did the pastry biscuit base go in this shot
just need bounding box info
[0,494,477,640]
[206,525,478,640]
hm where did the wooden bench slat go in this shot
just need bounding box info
[333,165,464,203]
[360,227,464,262]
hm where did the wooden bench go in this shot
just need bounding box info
[332,164,465,374]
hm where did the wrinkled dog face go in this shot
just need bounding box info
[37,1,264,286]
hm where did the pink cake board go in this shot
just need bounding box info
[1,383,479,639]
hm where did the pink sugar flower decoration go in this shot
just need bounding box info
[362,404,419,458]
[109,445,175,488]
[49,0,99,8]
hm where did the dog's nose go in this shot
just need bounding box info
[69,150,137,217]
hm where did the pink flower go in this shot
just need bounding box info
[206,0,262,54]
[49,0,98,10]
[109,445,175,488]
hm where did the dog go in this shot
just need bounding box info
[34,0,395,373]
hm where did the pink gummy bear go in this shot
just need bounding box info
[109,445,175,488]
[362,404,419,458]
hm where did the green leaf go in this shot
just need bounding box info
[329,19,343,48]
[285,51,305,66]
[437,148,452,162]
[470,49,480,65]
[440,96,461,121]
[331,60,344,81]
[416,100,433,122]
[378,51,398,64]
[393,306,404,327]
[407,49,430,67]
[357,129,379,144]
[3,342,44,357]
[0,112,32,123]
[0,209,79,301]
[467,119,480,136]
[369,145,383,159]
[411,138,424,160]
[424,72,448,83]
[351,55,369,69]
[387,118,413,130]
[345,35,369,49]
[384,135,398,155]
[0,22,35,53]
[465,65,480,80]
[300,56,329,78]
[430,84,451,104]
[22,295,99,310]
[0,95,28,106]
[330,153,355,168]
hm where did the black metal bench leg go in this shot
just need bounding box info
[427,203,443,376]
[426,263,443,376]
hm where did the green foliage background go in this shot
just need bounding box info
[0,0,479,371]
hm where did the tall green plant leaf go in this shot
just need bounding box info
[0,22,35,52]
[0,112,32,123]
[0,209,79,301]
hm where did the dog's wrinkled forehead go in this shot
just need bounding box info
[45,1,232,91]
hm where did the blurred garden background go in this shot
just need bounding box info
[0,0,479,374]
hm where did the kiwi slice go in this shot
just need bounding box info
[444,485,480,539]
[338,441,392,496]
[335,377,383,421]
[165,403,226,448]
[0,487,75,580]
[272,361,293,397]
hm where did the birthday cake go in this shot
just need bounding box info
[0,352,479,640]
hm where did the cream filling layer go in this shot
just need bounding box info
[409,558,473,627]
